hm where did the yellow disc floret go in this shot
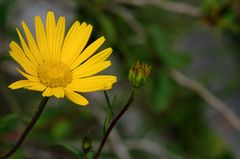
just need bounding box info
[37,61,72,88]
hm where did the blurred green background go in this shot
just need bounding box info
[1,0,240,158]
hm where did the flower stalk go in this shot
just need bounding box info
[94,61,151,159]
[93,89,135,159]
[1,97,49,159]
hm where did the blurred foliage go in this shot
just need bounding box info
[0,114,18,133]
[157,93,234,159]
[202,0,240,32]
[1,0,240,159]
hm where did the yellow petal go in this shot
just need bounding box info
[42,87,53,97]
[9,80,35,89]
[16,68,38,81]
[70,36,105,69]
[26,83,46,91]
[76,24,93,54]
[62,23,92,64]
[10,41,37,76]
[68,75,117,92]
[72,61,111,79]
[52,87,64,98]
[35,16,49,61]
[16,28,38,65]
[67,24,93,65]
[61,21,81,60]
[22,21,43,64]
[82,47,112,66]
[54,16,65,61]
[64,88,89,106]
[46,11,56,60]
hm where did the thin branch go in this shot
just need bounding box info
[71,138,183,159]
[170,69,240,132]
[1,97,50,159]
[92,110,132,159]
[93,89,135,159]
[114,0,202,17]
[102,91,132,159]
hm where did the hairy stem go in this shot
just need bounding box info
[1,97,50,159]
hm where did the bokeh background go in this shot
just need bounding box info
[1,0,240,158]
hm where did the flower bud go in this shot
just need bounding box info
[82,136,92,154]
[128,61,152,88]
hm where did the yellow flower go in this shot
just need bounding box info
[8,11,117,106]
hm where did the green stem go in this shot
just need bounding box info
[103,91,114,116]
[94,89,135,159]
[1,97,50,159]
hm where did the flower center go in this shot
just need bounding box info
[37,61,72,88]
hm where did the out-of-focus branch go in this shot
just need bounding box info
[170,69,240,132]
[106,4,146,42]
[1,97,49,159]
[106,0,201,42]
[114,0,202,17]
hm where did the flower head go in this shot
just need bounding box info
[9,11,117,106]
[128,61,151,88]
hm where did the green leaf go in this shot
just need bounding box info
[103,110,112,134]
[103,91,114,117]
[103,91,114,134]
